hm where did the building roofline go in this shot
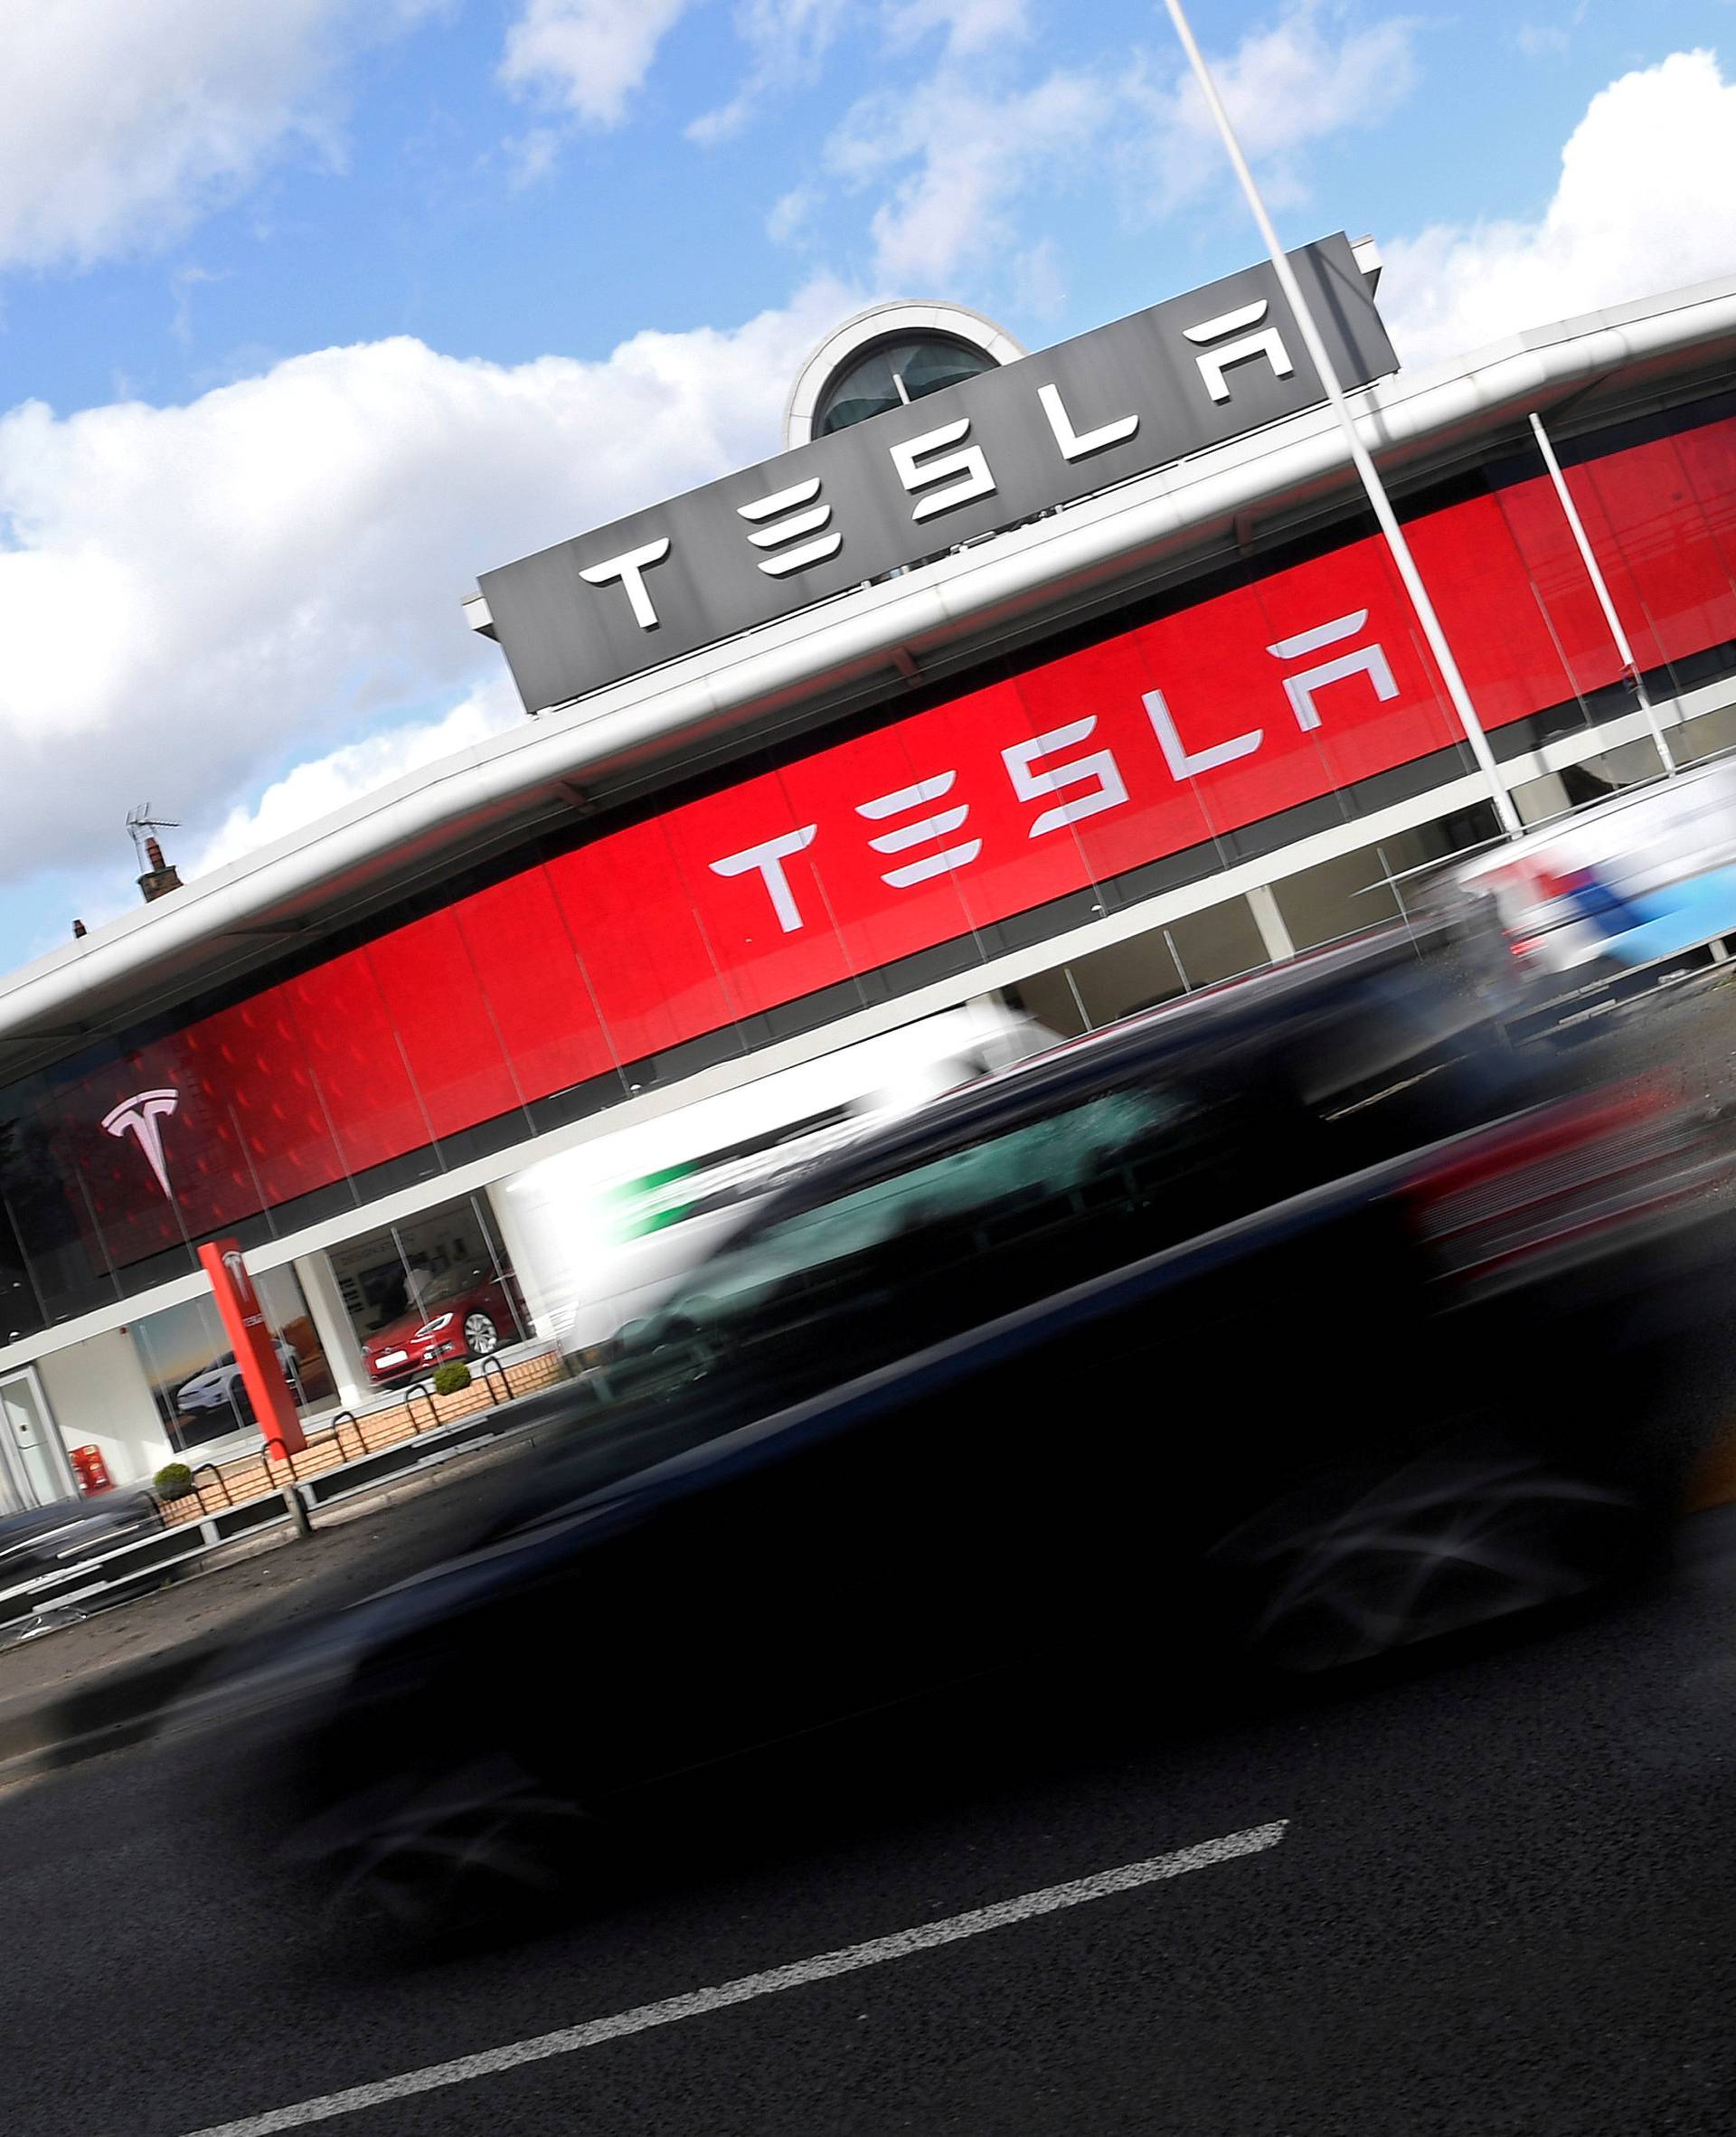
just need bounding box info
[6,268,1736,1064]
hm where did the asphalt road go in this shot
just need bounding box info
[5,1498,1736,2137]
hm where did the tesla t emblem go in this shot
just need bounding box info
[221,1248,252,1303]
[100,1087,180,1199]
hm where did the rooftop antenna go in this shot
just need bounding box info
[127,804,184,903]
[126,804,179,873]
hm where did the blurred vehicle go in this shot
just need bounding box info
[0,1489,160,1596]
[175,1336,298,1415]
[230,925,1734,1929]
[1434,756,1736,986]
[502,998,1055,1363]
[362,1263,524,1385]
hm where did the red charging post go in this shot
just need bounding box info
[198,1237,306,1458]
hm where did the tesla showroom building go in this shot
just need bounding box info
[2,231,1735,1508]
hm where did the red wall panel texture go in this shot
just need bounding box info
[42,415,1736,1267]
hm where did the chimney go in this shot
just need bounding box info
[137,836,182,903]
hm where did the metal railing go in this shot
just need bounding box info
[5,1349,571,1633]
[190,1461,233,1509]
[328,1411,367,1463]
[261,1434,298,1481]
[401,1380,439,1433]
[156,1349,564,1527]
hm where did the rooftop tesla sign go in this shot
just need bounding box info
[477,234,1397,716]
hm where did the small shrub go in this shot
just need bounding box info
[432,1362,473,1396]
[154,1461,195,1501]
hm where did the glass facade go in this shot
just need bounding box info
[3,392,1735,1352]
[129,1262,334,1455]
[327,1189,530,1392]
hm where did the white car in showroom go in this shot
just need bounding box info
[175,1337,299,1419]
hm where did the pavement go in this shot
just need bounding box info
[0,1402,571,1773]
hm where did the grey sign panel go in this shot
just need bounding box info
[479,234,1396,715]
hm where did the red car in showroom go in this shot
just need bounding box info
[362,1264,524,1386]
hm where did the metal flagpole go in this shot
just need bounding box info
[1162,0,1524,838]
[1527,410,1676,776]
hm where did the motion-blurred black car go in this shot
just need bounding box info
[0,1490,161,1612]
[231,925,1734,1927]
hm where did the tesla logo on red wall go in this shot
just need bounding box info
[44,403,1736,1283]
[100,1087,180,1199]
[708,609,1394,932]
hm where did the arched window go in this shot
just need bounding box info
[814,337,998,437]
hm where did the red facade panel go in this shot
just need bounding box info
[1573,444,1736,674]
[33,411,1736,1274]
[545,818,731,1071]
[363,910,521,1142]
[278,955,428,1179]
[452,869,614,1105]
[778,715,985,977]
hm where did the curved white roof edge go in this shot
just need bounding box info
[7,268,1736,1052]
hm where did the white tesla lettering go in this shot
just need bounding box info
[709,825,818,933]
[856,772,980,887]
[1183,298,1296,406]
[1266,610,1397,730]
[1004,718,1127,837]
[736,477,842,579]
[101,1088,180,1200]
[1036,382,1138,463]
[579,537,672,630]
[1143,690,1264,781]
[889,418,996,525]
[221,1247,253,1305]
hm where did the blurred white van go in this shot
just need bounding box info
[502,1000,1054,1362]
[1437,757,1736,981]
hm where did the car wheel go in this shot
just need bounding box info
[1211,1440,1639,1674]
[462,1311,500,1359]
[297,1753,602,1939]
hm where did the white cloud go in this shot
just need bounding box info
[501,125,565,190]
[1514,24,1571,61]
[1123,0,1420,214]
[690,0,1022,151]
[1010,235,1066,322]
[0,279,856,912]
[498,0,695,128]
[0,0,443,273]
[832,69,1109,288]
[1383,49,1736,369]
[688,0,849,147]
[882,0,1029,61]
[812,1,1417,292]
[767,186,818,244]
[1513,1,1586,63]
[193,683,522,875]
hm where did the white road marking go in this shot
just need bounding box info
[182,1820,1288,2136]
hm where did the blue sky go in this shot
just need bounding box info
[1,0,1734,964]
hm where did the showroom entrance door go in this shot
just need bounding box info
[0,1368,71,1512]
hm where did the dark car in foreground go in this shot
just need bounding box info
[0,1489,161,1617]
[222,925,1735,1929]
